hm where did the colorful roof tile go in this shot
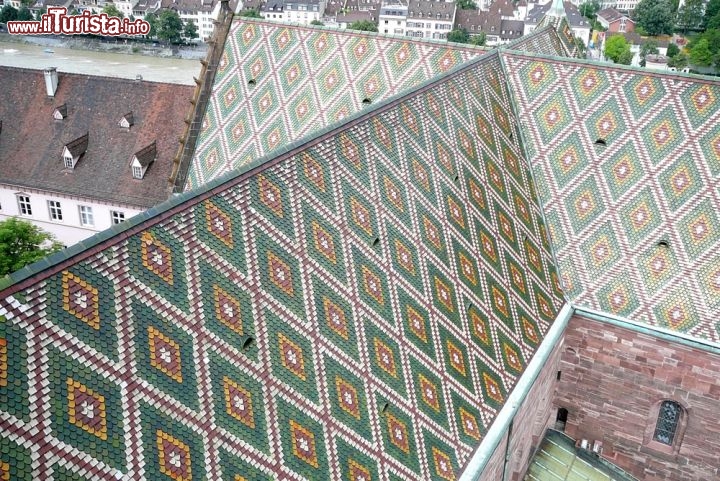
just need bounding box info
[0,50,563,480]
[505,52,720,341]
[184,19,488,190]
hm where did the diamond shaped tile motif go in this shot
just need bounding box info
[0,52,564,480]
[187,19,483,189]
[506,54,720,338]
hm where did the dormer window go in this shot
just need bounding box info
[131,141,157,180]
[119,112,134,129]
[62,132,89,169]
[53,104,68,120]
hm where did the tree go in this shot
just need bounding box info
[639,40,659,66]
[183,19,198,40]
[470,31,486,46]
[144,12,158,37]
[633,0,674,36]
[709,12,720,30]
[17,6,32,20]
[0,5,18,23]
[676,0,704,32]
[618,48,634,65]
[604,35,632,64]
[456,0,478,10]
[102,3,124,18]
[668,51,688,68]
[704,0,720,27]
[690,38,713,66]
[0,218,63,277]
[347,20,378,32]
[666,42,680,58]
[447,28,469,43]
[579,0,600,20]
[238,8,262,18]
[310,19,324,25]
[156,9,183,43]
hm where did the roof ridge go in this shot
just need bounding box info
[503,50,720,84]
[233,17,489,53]
[0,65,190,87]
[0,49,502,295]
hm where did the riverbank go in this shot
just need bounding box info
[0,32,208,59]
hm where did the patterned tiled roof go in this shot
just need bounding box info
[505,25,568,57]
[0,51,564,480]
[505,53,720,341]
[184,19,488,190]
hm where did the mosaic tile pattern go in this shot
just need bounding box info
[506,53,720,341]
[0,52,562,480]
[505,25,568,58]
[186,19,487,190]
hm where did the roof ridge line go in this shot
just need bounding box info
[0,49,502,296]
[233,17,489,53]
[503,50,720,84]
[0,64,190,87]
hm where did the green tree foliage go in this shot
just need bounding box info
[447,28,469,43]
[0,218,63,277]
[690,38,713,65]
[676,0,704,31]
[639,40,659,66]
[668,51,688,68]
[0,5,18,23]
[156,9,183,43]
[708,11,720,29]
[579,0,600,19]
[456,0,478,10]
[144,12,157,37]
[633,0,674,36]
[102,3,124,18]
[310,19,324,25]
[347,20,378,31]
[705,0,720,27]
[183,18,198,39]
[17,6,32,20]
[604,35,632,64]
[238,8,262,17]
[470,31,486,46]
[618,49,634,65]
[666,42,680,57]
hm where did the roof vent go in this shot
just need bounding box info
[594,138,607,147]
[135,74,143,81]
[242,335,255,350]
[362,97,372,105]
[119,112,134,129]
[53,104,68,120]
[657,240,669,249]
[248,78,256,87]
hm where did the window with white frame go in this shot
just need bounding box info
[17,195,32,216]
[79,205,94,226]
[48,200,63,221]
[64,154,74,168]
[132,165,144,179]
[111,211,125,224]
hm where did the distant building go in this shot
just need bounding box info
[525,0,590,46]
[0,67,193,246]
[282,0,325,23]
[596,7,635,33]
[406,0,455,40]
[455,8,524,46]
[379,0,407,36]
[336,9,376,27]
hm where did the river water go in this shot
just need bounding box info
[0,40,201,84]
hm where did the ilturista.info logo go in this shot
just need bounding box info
[6,7,151,36]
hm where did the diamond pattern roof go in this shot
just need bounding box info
[0,51,564,480]
[505,53,720,341]
[186,19,487,190]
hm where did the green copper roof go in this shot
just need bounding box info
[0,49,564,480]
[186,19,487,190]
[505,52,720,342]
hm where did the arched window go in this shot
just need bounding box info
[653,400,681,445]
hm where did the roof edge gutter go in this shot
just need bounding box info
[574,305,720,355]
[459,302,574,481]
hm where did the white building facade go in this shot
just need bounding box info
[379,1,407,36]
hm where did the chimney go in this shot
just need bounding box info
[44,67,59,97]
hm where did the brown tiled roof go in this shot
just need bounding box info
[487,0,515,17]
[64,132,88,158]
[0,67,193,208]
[133,141,157,167]
[408,0,454,17]
[596,7,629,24]
[53,104,68,119]
[336,10,375,22]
